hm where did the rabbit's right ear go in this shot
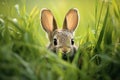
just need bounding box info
[41,8,57,33]
[63,8,79,32]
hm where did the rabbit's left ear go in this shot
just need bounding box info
[63,8,79,32]
[41,8,57,33]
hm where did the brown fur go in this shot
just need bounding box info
[41,8,79,62]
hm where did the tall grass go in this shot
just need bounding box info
[0,0,120,80]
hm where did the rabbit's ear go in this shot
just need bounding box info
[63,8,79,32]
[41,8,57,33]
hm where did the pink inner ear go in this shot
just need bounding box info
[41,9,57,33]
[63,9,79,32]
[41,10,53,32]
[66,9,78,31]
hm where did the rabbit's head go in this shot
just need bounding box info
[41,8,79,61]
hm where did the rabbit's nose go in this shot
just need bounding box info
[62,49,67,53]
[61,47,70,53]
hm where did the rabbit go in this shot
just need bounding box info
[40,8,79,62]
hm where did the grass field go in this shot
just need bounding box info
[0,0,120,80]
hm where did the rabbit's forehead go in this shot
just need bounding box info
[53,29,73,39]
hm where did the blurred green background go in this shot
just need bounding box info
[0,0,120,80]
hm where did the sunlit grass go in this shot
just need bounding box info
[0,0,120,80]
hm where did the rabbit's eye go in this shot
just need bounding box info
[71,39,74,45]
[53,38,57,46]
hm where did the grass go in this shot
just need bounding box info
[0,0,120,80]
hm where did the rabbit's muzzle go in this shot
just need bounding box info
[57,46,76,62]
[59,47,71,54]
